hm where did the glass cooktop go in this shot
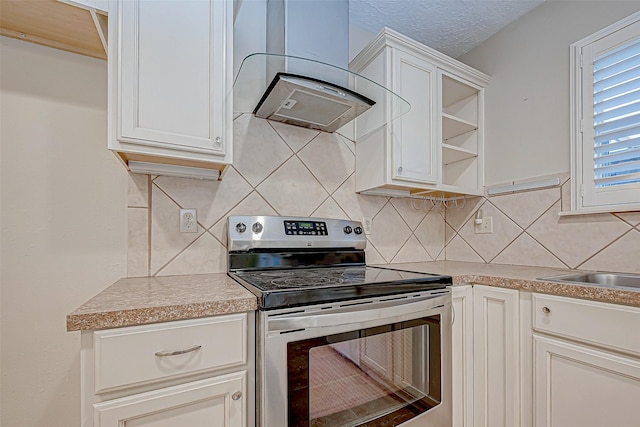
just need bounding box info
[230,266,452,310]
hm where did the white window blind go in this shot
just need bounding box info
[572,12,640,213]
[593,38,640,189]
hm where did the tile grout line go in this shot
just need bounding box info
[574,226,636,271]
[154,231,208,276]
[485,196,569,268]
[149,181,203,276]
[521,200,583,269]
[387,201,422,263]
[268,118,319,154]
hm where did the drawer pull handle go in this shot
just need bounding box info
[232,391,242,401]
[542,306,551,314]
[155,345,202,357]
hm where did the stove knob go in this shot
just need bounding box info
[252,222,263,234]
[354,226,363,235]
[235,222,247,233]
[343,226,353,234]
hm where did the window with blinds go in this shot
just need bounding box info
[572,12,640,212]
[593,38,640,189]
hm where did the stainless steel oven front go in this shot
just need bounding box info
[258,288,452,427]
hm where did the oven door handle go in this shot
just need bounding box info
[268,295,449,332]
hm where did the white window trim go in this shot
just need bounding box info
[570,10,640,215]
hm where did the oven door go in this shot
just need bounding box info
[259,290,452,427]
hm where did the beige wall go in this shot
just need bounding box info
[445,1,640,272]
[0,37,127,426]
[459,0,640,186]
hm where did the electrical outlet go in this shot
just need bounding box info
[474,216,493,234]
[362,217,372,235]
[180,208,198,233]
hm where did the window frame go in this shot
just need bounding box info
[570,11,640,214]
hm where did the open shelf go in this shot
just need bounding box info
[443,113,477,140]
[440,73,482,194]
[443,144,478,164]
[442,75,478,107]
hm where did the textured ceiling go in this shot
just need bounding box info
[349,0,545,58]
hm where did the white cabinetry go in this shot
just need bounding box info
[81,314,254,427]
[531,293,640,427]
[350,28,489,198]
[94,374,245,427]
[453,286,640,427]
[108,0,233,177]
[440,73,484,192]
[472,285,520,427]
[452,285,474,427]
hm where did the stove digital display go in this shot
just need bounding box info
[284,220,328,236]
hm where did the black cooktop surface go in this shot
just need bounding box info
[230,266,452,310]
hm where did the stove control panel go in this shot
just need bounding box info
[228,215,366,251]
[285,220,327,236]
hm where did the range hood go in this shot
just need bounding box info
[253,72,375,133]
[233,0,409,137]
[234,54,409,137]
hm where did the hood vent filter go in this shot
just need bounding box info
[253,73,375,133]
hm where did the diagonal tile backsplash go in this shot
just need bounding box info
[127,115,444,276]
[445,175,640,273]
[127,115,640,277]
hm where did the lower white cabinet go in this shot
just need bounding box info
[452,284,521,427]
[94,373,245,427]
[472,285,520,427]
[533,335,640,427]
[452,285,474,427]
[530,293,640,427]
[81,313,254,427]
[452,285,640,427]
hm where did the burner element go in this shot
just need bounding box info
[231,265,451,309]
[271,276,345,288]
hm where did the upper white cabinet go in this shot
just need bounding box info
[108,0,233,177]
[440,73,484,192]
[350,28,489,197]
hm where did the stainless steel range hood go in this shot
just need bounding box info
[233,0,409,137]
[253,73,375,133]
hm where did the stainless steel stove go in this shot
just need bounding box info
[227,215,453,427]
[228,215,452,310]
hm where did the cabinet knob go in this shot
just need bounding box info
[214,136,222,146]
[232,391,242,401]
[542,306,551,314]
[398,166,403,174]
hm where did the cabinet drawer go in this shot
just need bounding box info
[94,314,247,393]
[532,293,640,356]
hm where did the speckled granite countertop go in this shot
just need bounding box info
[384,261,640,307]
[68,263,640,332]
[67,274,257,331]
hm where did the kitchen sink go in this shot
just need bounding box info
[540,272,640,290]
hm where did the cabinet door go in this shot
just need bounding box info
[94,372,245,427]
[473,285,520,427]
[114,0,231,155]
[391,50,437,184]
[534,335,640,427]
[452,285,473,427]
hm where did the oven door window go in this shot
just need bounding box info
[287,315,441,427]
